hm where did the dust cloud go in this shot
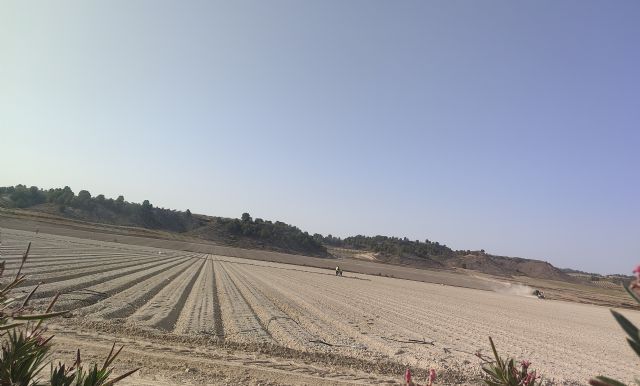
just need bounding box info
[491,282,536,298]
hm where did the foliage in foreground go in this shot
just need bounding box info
[478,337,541,386]
[49,344,137,386]
[0,237,138,385]
[589,266,640,386]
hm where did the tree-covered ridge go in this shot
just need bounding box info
[0,185,572,278]
[215,213,326,256]
[0,184,200,232]
[321,234,454,258]
[0,185,326,256]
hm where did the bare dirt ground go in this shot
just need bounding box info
[0,213,629,309]
[2,221,639,384]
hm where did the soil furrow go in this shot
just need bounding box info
[173,257,220,335]
[87,258,200,319]
[215,261,273,344]
[130,256,206,330]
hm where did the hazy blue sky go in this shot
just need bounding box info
[2,1,638,274]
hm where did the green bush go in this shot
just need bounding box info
[478,337,542,386]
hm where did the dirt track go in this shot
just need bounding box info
[2,226,639,385]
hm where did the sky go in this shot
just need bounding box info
[1,1,639,274]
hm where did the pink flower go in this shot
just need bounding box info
[522,371,538,386]
[404,368,412,384]
[428,369,436,385]
[634,265,640,279]
[521,360,531,369]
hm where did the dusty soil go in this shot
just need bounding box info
[2,222,639,384]
[0,214,504,292]
[1,213,629,310]
[48,323,405,385]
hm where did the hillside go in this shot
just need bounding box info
[561,268,632,288]
[0,184,574,279]
[0,185,326,257]
[324,234,571,280]
[448,252,571,280]
[188,214,326,256]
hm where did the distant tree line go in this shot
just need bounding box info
[0,185,325,256]
[320,234,454,259]
[216,213,326,256]
[0,185,199,232]
[0,185,455,260]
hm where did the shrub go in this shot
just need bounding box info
[478,337,542,386]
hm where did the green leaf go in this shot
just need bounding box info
[611,310,640,344]
[104,367,140,385]
[627,339,640,357]
[15,241,31,279]
[591,375,628,386]
[22,283,40,308]
[13,310,69,320]
[0,322,24,330]
[625,285,640,305]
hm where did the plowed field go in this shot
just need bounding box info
[2,227,638,385]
